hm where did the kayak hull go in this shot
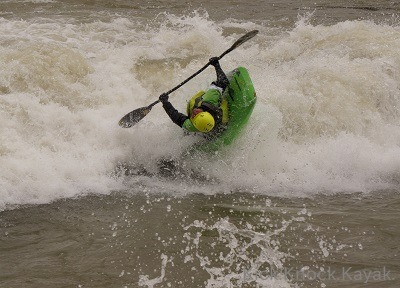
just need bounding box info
[198,67,256,151]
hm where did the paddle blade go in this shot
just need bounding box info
[232,30,259,49]
[118,106,152,128]
[219,30,259,59]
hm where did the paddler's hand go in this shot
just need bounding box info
[209,57,220,67]
[159,93,169,104]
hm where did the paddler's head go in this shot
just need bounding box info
[191,108,215,133]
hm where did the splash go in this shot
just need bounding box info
[1,12,400,209]
[181,217,292,287]
[128,200,350,288]
[138,254,170,288]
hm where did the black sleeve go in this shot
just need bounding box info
[162,101,189,127]
[213,62,229,90]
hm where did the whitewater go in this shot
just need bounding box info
[1,12,400,208]
[1,1,400,287]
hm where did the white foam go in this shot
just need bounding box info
[1,14,400,209]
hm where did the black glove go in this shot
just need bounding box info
[209,57,220,67]
[159,93,169,103]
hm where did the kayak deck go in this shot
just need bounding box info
[197,67,256,151]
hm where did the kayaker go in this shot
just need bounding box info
[159,57,229,136]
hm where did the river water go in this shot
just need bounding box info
[1,0,400,287]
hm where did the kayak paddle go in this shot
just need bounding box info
[118,30,259,128]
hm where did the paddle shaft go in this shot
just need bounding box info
[147,30,259,109]
[149,53,232,108]
[146,61,209,109]
[119,30,258,128]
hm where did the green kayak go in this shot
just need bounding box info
[196,66,257,152]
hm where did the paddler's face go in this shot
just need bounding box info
[191,108,203,119]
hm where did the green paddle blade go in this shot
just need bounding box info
[118,106,152,128]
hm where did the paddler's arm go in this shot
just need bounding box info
[159,93,188,127]
[159,93,199,132]
[161,100,199,132]
[209,57,229,90]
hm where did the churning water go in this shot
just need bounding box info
[1,0,400,287]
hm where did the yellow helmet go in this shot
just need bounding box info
[192,111,215,133]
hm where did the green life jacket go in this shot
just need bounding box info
[186,90,229,124]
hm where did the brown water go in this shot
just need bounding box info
[1,0,400,287]
[2,192,400,287]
